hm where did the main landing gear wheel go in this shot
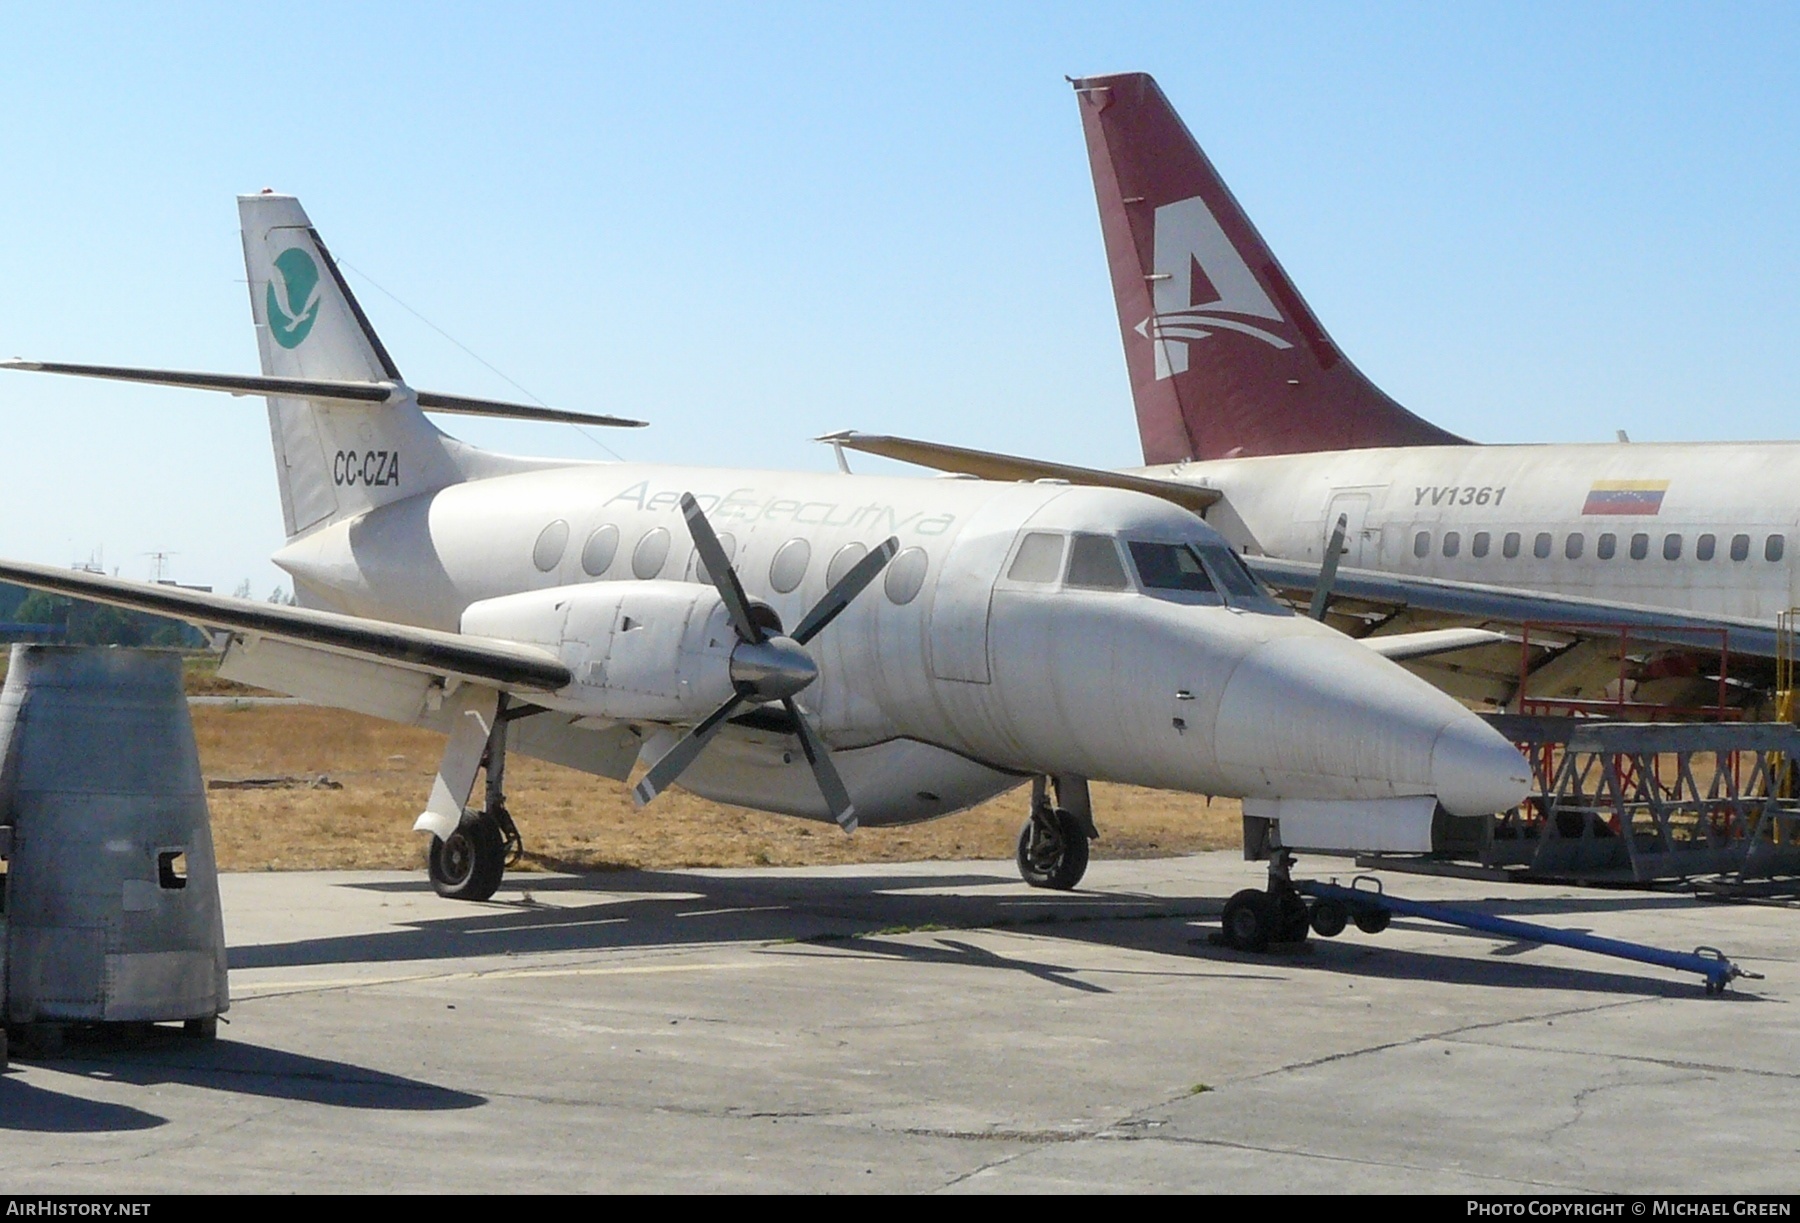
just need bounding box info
[429,807,506,902]
[1016,805,1090,890]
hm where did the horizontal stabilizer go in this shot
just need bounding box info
[1,360,647,428]
[819,431,1222,514]
[0,558,571,692]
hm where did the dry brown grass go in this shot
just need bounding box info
[194,704,1244,873]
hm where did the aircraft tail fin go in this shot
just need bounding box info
[239,193,465,539]
[1071,72,1467,464]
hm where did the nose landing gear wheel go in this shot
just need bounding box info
[1221,889,1276,951]
[429,807,506,901]
[1016,806,1090,890]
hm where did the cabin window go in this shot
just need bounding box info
[1663,533,1682,561]
[1565,533,1584,560]
[1731,533,1751,561]
[769,538,810,593]
[827,542,869,587]
[1442,531,1460,558]
[581,524,620,577]
[1503,532,1521,559]
[1533,532,1552,559]
[632,527,671,579]
[1472,532,1490,558]
[1007,533,1064,583]
[1696,534,1716,561]
[1768,535,1786,563]
[1413,531,1430,559]
[533,520,570,573]
[694,532,736,584]
[1066,535,1130,590]
[1630,533,1649,561]
[1597,533,1617,560]
[884,548,929,605]
[1127,541,1219,601]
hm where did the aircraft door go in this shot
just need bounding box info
[1323,491,1375,568]
[930,491,1049,684]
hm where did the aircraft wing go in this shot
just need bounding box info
[819,431,1222,514]
[1245,555,1781,708]
[0,559,571,692]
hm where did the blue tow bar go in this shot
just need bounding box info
[1296,877,1763,995]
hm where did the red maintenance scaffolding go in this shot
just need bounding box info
[1514,621,1740,722]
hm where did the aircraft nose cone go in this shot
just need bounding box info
[1211,628,1529,813]
[1430,717,1532,818]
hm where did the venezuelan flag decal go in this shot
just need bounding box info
[1582,480,1668,515]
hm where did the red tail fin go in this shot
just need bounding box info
[1073,72,1467,464]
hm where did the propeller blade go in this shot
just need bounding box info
[792,537,900,645]
[1308,513,1349,621]
[680,493,762,645]
[631,694,744,808]
[783,698,856,832]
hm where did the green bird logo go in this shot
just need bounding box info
[265,248,323,349]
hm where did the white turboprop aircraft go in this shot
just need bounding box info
[829,72,1794,713]
[0,193,1529,947]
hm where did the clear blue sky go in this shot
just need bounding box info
[1,3,1795,594]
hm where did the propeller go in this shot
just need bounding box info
[631,493,899,831]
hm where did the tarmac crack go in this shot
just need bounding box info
[1238,995,1651,1085]
[1085,1131,1595,1193]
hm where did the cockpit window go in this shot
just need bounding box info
[1127,542,1221,604]
[1065,534,1130,590]
[1122,538,1291,615]
[1197,543,1292,616]
[1007,532,1064,583]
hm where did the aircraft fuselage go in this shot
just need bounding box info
[1160,442,1800,620]
[269,463,1527,827]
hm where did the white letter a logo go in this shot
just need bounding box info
[1138,195,1292,378]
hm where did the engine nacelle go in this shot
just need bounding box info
[462,581,738,722]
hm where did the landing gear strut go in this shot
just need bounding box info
[428,696,527,902]
[1015,775,1096,891]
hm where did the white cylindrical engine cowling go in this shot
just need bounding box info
[461,581,738,722]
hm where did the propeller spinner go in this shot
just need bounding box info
[630,493,899,831]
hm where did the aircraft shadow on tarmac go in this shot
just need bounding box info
[2,1029,482,1130]
[0,1075,167,1134]
[226,867,1748,1000]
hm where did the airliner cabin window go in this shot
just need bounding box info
[1413,531,1430,559]
[1565,533,1584,560]
[1065,534,1129,590]
[1696,534,1716,561]
[1472,532,1490,558]
[1597,533,1617,560]
[1664,534,1682,561]
[1443,531,1460,558]
[1768,535,1786,563]
[1503,532,1521,559]
[1630,533,1649,560]
[1533,532,1552,559]
[1731,534,1751,561]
